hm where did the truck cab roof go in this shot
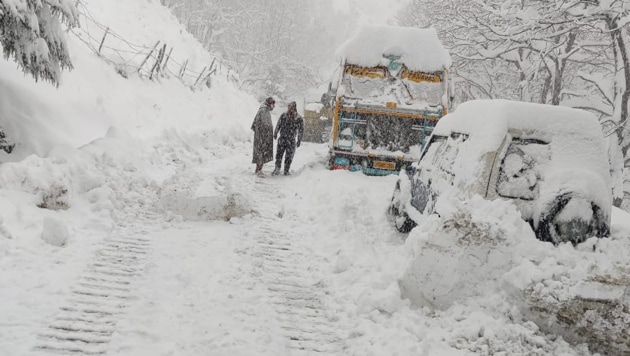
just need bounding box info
[335,25,451,72]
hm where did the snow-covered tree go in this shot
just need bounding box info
[0,0,78,155]
[160,0,351,100]
[0,127,13,153]
[399,0,590,104]
[0,0,79,86]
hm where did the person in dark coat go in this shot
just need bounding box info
[251,97,275,176]
[272,101,304,176]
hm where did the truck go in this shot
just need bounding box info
[326,25,452,175]
[302,100,334,143]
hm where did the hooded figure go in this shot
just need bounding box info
[251,97,275,175]
[272,101,304,175]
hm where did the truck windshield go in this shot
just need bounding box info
[404,81,445,106]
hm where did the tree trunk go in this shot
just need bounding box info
[605,16,630,208]
[614,29,630,158]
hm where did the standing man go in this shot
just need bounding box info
[272,101,304,176]
[251,97,275,177]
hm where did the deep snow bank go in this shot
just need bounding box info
[400,194,630,354]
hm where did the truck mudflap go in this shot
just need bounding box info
[328,151,414,176]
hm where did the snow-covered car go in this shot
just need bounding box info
[388,99,612,244]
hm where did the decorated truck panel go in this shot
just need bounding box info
[327,25,451,176]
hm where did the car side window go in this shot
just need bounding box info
[497,138,550,200]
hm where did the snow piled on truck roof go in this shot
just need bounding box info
[335,25,451,72]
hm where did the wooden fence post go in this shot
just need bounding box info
[178,59,188,80]
[162,47,173,73]
[98,28,109,55]
[157,44,167,74]
[203,69,215,88]
[193,66,207,87]
[138,41,160,75]
[150,44,166,80]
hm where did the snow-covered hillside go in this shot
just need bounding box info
[2,1,630,356]
[0,0,255,159]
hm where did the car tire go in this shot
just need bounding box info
[536,193,609,245]
[388,181,417,233]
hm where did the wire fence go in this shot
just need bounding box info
[70,1,236,89]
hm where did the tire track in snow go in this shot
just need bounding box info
[32,235,150,355]
[251,178,346,355]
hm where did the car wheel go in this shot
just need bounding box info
[536,193,609,245]
[388,181,417,233]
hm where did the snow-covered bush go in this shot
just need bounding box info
[0,129,15,154]
[37,183,69,210]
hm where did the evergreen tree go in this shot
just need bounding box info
[0,0,78,155]
[0,128,13,154]
[0,0,79,86]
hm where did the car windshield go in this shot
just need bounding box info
[497,138,550,200]
[420,133,468,174]
[417,133,467,187]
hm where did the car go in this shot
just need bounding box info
[388,99,612,244]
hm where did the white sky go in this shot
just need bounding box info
[1,0,630,355]
[331,0,411,25]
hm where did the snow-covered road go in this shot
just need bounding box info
[103,154,361,355]
[4,137,630,356]
[18,141,380,356]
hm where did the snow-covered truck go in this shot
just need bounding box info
[327,25,452,175]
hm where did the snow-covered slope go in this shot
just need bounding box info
[2,1,630,356]
[0,0,256,159]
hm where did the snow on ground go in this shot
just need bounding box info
[2,0,630,355]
